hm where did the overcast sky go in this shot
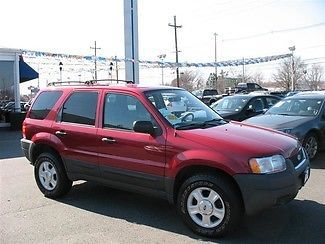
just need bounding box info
[1,0,325,89]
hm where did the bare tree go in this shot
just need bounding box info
[250,72,264,85]
[273,56,306,91]
[305,64,324,90]
[169,70,204,91]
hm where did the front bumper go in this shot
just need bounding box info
[21,138,34,163]
[234,155,310,215]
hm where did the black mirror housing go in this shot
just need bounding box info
[133,121,155,135]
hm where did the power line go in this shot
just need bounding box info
[223,22,325,42]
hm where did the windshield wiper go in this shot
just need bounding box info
[175,119,225,130]
[175,123,205,130]
[202,118,225,125]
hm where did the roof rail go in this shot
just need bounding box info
[47,79,134,87]
[87,79,135,84]
[47,81,86,86]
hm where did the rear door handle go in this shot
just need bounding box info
[55,130,67,136]
[102,137,116,143]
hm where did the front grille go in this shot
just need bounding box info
[289,147,305,168]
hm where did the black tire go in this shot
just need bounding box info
[34,152,72,198]
[177,174,242,238]
[303,132,319,160]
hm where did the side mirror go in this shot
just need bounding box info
[133,121,155,135]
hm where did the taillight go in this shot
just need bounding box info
[22,123,26,138]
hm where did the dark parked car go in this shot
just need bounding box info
[245,92,325,159]
[192,88,222,105]
[211,94,280,121]
[225,82,268,94]
[21,83,309,237]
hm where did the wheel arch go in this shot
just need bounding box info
[31,143,63,166]
[171,165,244,208]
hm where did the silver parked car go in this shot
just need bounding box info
[245,92,325,159]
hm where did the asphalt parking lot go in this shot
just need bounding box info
[1,130,324,243]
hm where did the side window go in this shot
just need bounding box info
[266,97,279,108]
[248,98,264,112]
[103,93,155,131]
[29,91,62,120]
[61,91,98,125]
[254,84,262,89]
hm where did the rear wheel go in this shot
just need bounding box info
[303,132,319,160]
[177,174,242,237]
[34,152,72,198]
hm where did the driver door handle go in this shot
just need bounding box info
[102,137,116,143]
[55,130,67,136]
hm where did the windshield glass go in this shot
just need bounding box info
[266,98,323,116]
[211,96,248,112]
[144,89,223,129]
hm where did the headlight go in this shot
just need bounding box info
[249,155,286,174]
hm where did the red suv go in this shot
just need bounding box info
[21,84,310,237]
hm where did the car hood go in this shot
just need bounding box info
[244,114,314,130]
[176,121,299,162]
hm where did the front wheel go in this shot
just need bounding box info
[177,174,242,237]
[303,132,319,160]
[34,152,72,198]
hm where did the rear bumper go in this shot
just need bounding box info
[234,157,310,215]
[21,138,34,163]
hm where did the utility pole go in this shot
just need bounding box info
[214,33,218,87]
[169,16,182,87]
[289,46,296,91]
[90,41,101,80]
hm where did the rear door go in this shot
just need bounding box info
[96,92,166,191]
[51,90,100,178]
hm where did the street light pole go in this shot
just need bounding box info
[289,46,296,91]
[214,33,218,87]
[158,54,166,85]
[59,62,63,83]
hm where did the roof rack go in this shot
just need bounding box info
[47,79,134,87]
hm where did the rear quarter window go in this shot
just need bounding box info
[29,91,62,120]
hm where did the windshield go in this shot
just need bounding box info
[211,96,248,112]
[266,98,323,116]
[144,89,224,129]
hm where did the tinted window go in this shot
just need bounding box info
[203,90,218,96]
[212,96,248,112]
[30,91,62,120]
[61,92,98,125]
[104,93,154,131]
[247,98,264,112]
[266,97,280,108]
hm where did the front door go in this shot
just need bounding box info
[96,92,166,191]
